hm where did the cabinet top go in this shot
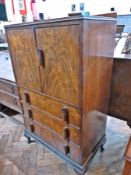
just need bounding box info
[5,16,116,29]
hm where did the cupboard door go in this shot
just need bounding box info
[35,25,80,106]
[7,29,42,92]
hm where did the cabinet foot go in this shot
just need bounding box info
[27,137,32,144]
[27,136,35,144]
[0,114,4,118]
[100,145,105,152]
[0,104,5,111]
[73,169,84,175]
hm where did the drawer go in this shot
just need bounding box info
[0,79,18,96]
[24,117,81,164]
[19,89,80,128]
[22,103,80,146]
[0,91,21,112]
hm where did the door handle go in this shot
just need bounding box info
[37,48,45,67]
[64,127,70,140]
[24,92,30,104]
[28,109,33,120]
[61,107,69,124]
[30,123,35,133]
[64,145,70,156]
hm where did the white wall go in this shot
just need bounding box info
[4,0,131,22]
[38,0,131,19]
[5,0,14,22]
[26,0,33,22]
[40,0,70,19]
[87,0,131,15]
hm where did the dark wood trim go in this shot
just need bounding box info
[24,129,106,175]
[5,16,116,29]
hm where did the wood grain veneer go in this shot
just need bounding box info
[5,16,116,174]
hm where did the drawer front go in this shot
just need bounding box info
[19,88,80,128]
[0,79,18,96]
[0,91,21,112]
[22,103,80,146]
[24,117,81,164]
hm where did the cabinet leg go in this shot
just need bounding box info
[27,136,32,144]
[0,114,4,118]
[27,136,35,144]
[73,169,85,175]
[0,104,4,111]
[100,145,105,152]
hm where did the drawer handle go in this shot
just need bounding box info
[24,92,30,104]
[10,85,15,93]
[30,124,34,133]
[61,108,69,123]
[13,98,17,105]
[64,127,70,140]
[28,110,33,120]
[37,48,45,67]
[64,145,70,156]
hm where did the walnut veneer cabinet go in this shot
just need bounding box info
[5,16,116,174]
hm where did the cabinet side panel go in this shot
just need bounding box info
[81,20,115,162]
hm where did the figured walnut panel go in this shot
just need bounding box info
[24,117,81,163]
[7,29,42,92]
[22,103,80,146]
[19,88,80,127]
[35,25,80,106]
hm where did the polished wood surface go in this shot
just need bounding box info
[6,16,116,174]
[123,136,131,175]
[36,25,80,105]
[7,29,42,92]
[0,78,21,113]
[23,116,81,163]
[19,88,80,127]
[109,58,131,125]
[22,103,81,146]
[0,79,18,96]
[82,20,115,163]
[0,90,21,112]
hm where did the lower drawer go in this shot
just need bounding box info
[0,79,18,96]
[0,90,21,112]
[24,117,81,164]
[19,88,80,128]
[22,103,80,146]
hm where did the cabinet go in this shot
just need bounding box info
[0,79,21,113]
[0,51,22,114]
[5,16,116,174]
[109,58,131,126]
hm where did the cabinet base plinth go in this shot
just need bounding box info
[24,129,106,175]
